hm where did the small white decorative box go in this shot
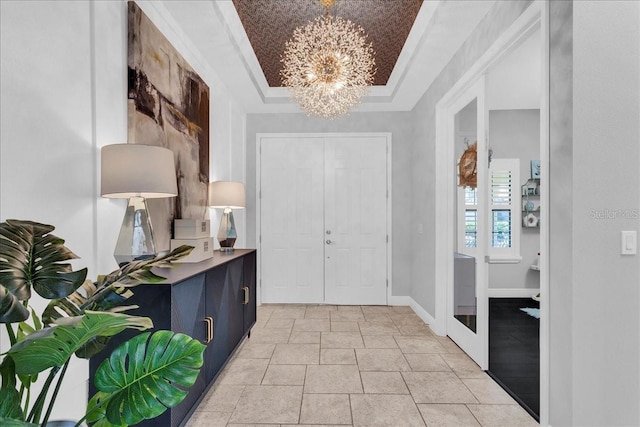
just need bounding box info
[170,237,213,263]
[174,219,210,239]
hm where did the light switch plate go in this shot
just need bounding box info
[621,231,637,255]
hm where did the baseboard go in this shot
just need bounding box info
[407,297,436,327]
[387,295,412,306]
[388,295,439,331]
[488,288,540,298]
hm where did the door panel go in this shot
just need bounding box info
[447,78,488,369]
[242,251,257,332]
[261,137,325,303]
[324,137,387,305]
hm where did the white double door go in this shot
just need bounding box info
[260,134,388,305]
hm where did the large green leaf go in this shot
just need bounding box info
[0,220,87,302]
[7,311,153,375]
[0,284,29,323]
[86,331,205,426]
[0,357,24,421]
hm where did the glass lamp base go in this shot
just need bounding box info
[217,207,238,251]
[113,196,157,266]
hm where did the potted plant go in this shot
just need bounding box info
[0,220,206,426]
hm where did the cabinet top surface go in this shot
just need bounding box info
[150,249,256,285]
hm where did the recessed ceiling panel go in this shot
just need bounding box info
[233,0,423,87]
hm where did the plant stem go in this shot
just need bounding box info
[41,360,69,426]
[22,382,31,421]
[5,323,17,346]
[26,365,59,424]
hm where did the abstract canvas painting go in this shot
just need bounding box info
[128,1,210,250]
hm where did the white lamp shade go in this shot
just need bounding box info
[209,181,246,209]
[101,144,178,198]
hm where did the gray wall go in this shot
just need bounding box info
[570,1,640,425]
[548,1,573,424]
[549,1,640,425]
[245,112,413,296]
[488,109,540,290]
[410,0,534,315]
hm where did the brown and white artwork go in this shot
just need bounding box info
[127,1,210,250]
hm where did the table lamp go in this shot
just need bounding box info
[209,181,245,252]
[101,144,177,265]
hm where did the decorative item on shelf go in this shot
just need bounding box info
[209,181,246,252]
[523,212,539,228]
[101,144,178,265]
[521,178,539,197]
[524,200,535,212]
[530,159,541,179]
[521,177,540,229]
[174,219,211,239]
[171,219,214,263]
[280,0,376,119]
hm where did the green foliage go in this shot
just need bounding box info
[0,285,29,323]
[0,358,24,420]
[0,418,37,427]
[8,312,153,376]
[86,331,206,426]
[0,220,199,426]
[0,220,87,303]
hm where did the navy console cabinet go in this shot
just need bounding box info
[88,249,257,427]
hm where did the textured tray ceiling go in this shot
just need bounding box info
[233,0,423,87]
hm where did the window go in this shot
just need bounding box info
[463,186,478,248]
[457,159,520,262]
[489,159,520,260]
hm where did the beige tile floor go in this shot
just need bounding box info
[186,304,538,427]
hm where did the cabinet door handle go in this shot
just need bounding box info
[242,286,250,305]
[203,317,214,343]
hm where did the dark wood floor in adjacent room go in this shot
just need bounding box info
[488,297,540,421]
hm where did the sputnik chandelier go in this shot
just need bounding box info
[280,0,376,119]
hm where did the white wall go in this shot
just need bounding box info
[0,0,245,419]
[1,2,96,420]
[486,27,541,111]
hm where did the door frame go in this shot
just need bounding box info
[256,132,393,306]
[433,1,549,424]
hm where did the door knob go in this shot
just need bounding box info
[326,230,332,235]
[326,240,332,245]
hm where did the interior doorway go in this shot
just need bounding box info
[257,133,390,306]
[434,1,549,423]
